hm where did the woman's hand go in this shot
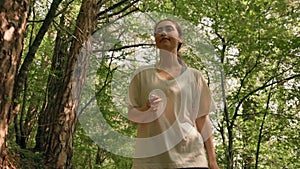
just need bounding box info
[128,94,164,123]
[209,160,220,169]
[147,94,162,112]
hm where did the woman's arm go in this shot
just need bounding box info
[128,105,154,123]
[195,114,220,169]
[128,96,162,123]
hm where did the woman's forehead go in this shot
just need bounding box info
[156,21,176,28]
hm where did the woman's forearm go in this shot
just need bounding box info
[195,115,219,168]
[204,135,217,164]
[128,95,163,123]
[127,105,158,123]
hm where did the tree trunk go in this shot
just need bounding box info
[96,147,107,166]
[12,0,62,150]
[0,0,30,168]
[35,13,69,152]
[36,0,100,168]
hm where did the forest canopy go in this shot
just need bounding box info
[0,0,299,168]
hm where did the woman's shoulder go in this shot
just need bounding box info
[187,67,205,79]
[131,64,156,77]
[186,67,210,88]
[136,64,156,71]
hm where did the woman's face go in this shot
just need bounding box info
[154,21,182,52]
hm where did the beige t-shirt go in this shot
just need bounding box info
[128,64,215,169]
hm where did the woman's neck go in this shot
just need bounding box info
[157,49,181,70]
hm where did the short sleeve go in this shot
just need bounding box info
[196,72,216,118]
[127,72,142,108]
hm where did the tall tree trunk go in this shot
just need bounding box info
[0,0,30,168]
[36,0,100,168]
[12,0,62,149]
[255,84,273,169]
[35,13,69,152]
[216,31,233,169]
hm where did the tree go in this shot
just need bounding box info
[13,0,63,150]
[0,0,30,168]
[36,0,141,167]
[34,0,100,167]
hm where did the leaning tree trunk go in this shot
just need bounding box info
[36,0,99,168]
[12,0,63,149]
[35,11,69,153]
[0,0,30,168]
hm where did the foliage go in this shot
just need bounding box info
[4,0,299,168]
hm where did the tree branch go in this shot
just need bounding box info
[98,0,140,20]
[93,43,154,53]
[231,73,300,129]
[97,0,139,17]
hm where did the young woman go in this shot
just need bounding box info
[127,19,220,169]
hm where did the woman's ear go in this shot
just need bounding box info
[178,36,183,43]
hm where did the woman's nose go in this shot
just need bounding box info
[160,30,167,36]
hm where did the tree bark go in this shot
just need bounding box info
[36,0,100,168]
[0,0,30,168]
